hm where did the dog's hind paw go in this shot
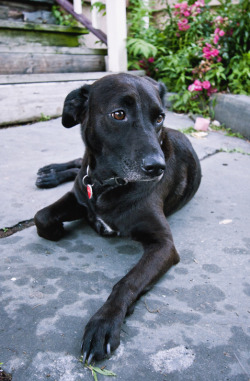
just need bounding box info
[37,163,65,174]
[36,170,61,188]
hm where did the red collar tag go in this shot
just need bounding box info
[87,184,93,199]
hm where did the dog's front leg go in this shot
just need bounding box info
[34,191,87,241]
[81,215,180,362]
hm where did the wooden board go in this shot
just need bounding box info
[0,45,107,56]
[0,19,87,34]
[0,72,109,84]
[0,20,88,47]
[0,52,105,74]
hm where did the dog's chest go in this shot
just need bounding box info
[85,198,120,236]
[96,215,119,236]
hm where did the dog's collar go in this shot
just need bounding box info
[82,166,128,199]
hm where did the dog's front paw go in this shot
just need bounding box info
[81,309,123,362]
[34,209,65,241]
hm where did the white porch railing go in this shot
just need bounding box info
[73,0,82,14]
[106,0,128,72]
[73,0,128,72]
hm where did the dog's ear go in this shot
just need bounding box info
[144,77,167,107]
[62,84,91,128]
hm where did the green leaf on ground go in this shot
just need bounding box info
[79,356,116,380]
[91,365,116,376]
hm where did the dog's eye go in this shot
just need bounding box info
[111,110,126,120]
[156,114,165,124]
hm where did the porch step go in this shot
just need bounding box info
[0,71,145,126]
[0,19,88,48]
[0,45,106,75]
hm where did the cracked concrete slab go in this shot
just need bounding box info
[0,118,83,227]
[0,112,250,381]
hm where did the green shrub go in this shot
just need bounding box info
[127,0,250,114]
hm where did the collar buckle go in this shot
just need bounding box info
[83,165,128,190]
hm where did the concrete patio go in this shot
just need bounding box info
[0,111,249,381]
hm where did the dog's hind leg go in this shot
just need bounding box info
[34,191,86,241]
[36,158,82,188]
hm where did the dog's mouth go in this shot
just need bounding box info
[94,157,165,186]
[123,171,164,184]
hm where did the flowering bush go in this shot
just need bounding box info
[127,0,250,115]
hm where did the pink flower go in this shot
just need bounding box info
[177,18,190,31]
[213,35,219,44]
[211,48,219,57]
[214,28,220,34]
[148,57,155,63]
[218,29,225,37]
[194,79,202,85]
[215,16,224,24]
[194,79,203,91]
[180,2,188,9]
[183,10,190,16]
[188,84,196,92]
[202,80,211,89]
[195,0,205,6]
[174,3,181,8]
[203,46,212,59]
[217,56,222,62]
[188,80,204,92]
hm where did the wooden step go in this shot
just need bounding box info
[0,51,106,74]
[0,19,88,47]
[0,72,109,85]
[0,71,145,126]
[0,45,107,75]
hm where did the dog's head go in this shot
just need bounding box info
[62,73,167,183]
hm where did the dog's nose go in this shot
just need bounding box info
[141,155,166,177]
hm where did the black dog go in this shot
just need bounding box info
[35,73,201,363]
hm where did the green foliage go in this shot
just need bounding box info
[91,2,106,16]
[127,38,157,58]
[227,53,250,94]
[127,0,153,37]
[39,113,51,122]
[210,123,245,139]
[52,5,77,26]
[127,0,250,115]
[179,126,197,134]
